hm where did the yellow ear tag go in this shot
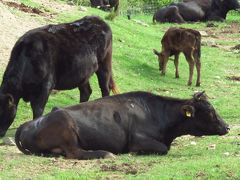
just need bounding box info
[186,111,192,117]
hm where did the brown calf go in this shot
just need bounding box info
[153,27,201,86]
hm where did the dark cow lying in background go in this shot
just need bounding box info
[153,0,240,23]
[153,27,201,86]
[15,91,229,160]
[0,16,119,137]
[90,0,119,12]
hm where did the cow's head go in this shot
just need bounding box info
[214,0,240,11]
[0,93,17,137]
[223,0,240,10]
[153,49,166,75]
[181,91,229,136]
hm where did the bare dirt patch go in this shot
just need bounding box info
[0,0,79,69]
[202,22,240,51]
[0,0,44,15]
[0,3,43,68]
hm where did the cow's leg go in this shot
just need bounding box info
[96,68,110,97]
[184,49,195,86]
[40,111,115,160]
[79,82,92,103]
[194,52,201,87]
[64,148,115,160]
[129,134,168,155]
[174,53,180,78]
[60,124,115,159]
[96,49,112,97]
[30,83,53,118]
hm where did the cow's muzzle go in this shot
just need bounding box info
[219,125,230,136]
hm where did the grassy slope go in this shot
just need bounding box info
[0,1,240,179]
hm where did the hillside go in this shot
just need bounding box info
[0,0,240,179]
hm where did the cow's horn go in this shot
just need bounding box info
[194,91,206,100]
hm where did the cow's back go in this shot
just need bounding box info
[161,28,200,53]
[4,16,112,93]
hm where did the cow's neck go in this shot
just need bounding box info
[164,118,193,148]
[0,52,26,101]
[153,98,193,148]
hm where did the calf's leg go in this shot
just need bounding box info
[184,50,195,86]
[160,51,170,76]
[194,53,201,86]
[174,53,180,78]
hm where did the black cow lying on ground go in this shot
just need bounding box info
[0,16,119,137]
[15,91,229,160]
[153,27,201,86]
[90,0,119,12]
[153,0,240,23]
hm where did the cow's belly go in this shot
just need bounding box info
[67,103,138,153]
[54,54,98,90]
[72,110,128,153]
[77,122,128,153]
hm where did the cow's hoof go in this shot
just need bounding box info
[196,83,201,87]
[104,152,116,159]
[187,82,192,86]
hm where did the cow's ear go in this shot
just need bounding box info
[181,105,195,118]
[153,49,160,56]
[5,94,14,107]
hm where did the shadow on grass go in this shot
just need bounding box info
[127,61,191,88]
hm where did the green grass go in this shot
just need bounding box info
[0,0,240,179]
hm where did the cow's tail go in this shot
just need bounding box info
[15,124,31,155]
[109,75,120,95]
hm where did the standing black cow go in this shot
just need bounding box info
[153,0,240,23]
[15,91,229,160]
[0,16,119,137]
[90,0,119,12]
